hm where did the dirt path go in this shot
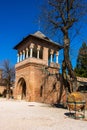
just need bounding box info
[0,98,87,130]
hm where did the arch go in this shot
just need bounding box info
[33,45,37,58]
[17,77,27,100]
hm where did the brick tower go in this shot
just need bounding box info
[13,31,65,104]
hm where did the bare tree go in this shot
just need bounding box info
[40,0,87,92]
[1,60,15,98]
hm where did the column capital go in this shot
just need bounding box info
[20,51,22,54]
[37,45,41,50]
[50,49,54,54]
[30,43,34,48]
[26,48,28,51]
[56,51,59,56]
[23,50,25,53]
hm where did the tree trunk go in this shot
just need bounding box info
[6,84,10,99]
[62,29,77,92]
[62,60,71,92]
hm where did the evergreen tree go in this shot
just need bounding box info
[74,42,87,77]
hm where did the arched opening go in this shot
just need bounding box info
[17,78,26,100]
[33,45,37,58]
[39,47,43,59]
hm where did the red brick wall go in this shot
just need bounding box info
[13,62,66,105]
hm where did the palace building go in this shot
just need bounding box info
[13,31,66,104]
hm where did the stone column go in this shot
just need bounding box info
[50,50,54,63]
[30,44,34,58]
[20,52,22,62]
[37,45,40,59]
[56,51,59,63]
[26,48,29,59]
[30,48,33,58]
[23,50,25,60]
[17,53,20,63]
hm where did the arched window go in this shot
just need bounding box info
[39,47,43,59]
[33,45,37,58]
[40,86,43,97]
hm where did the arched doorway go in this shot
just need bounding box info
[17,78,26,100]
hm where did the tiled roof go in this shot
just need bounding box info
[30,31,62,47]
[14,31,63,49]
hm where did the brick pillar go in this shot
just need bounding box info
[43,47,48,65]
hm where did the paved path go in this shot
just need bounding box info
[0,98,87,130]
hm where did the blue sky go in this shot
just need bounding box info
[0,0,87,69]
[0,0,42,65]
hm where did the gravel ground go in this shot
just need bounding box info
[0,98,87,130]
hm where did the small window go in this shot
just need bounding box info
[53,83,56,91]
[39,48,43,59]
[40,86,43,97]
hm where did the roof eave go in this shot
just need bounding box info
[30,34,63,50]
[13,34,63,50]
